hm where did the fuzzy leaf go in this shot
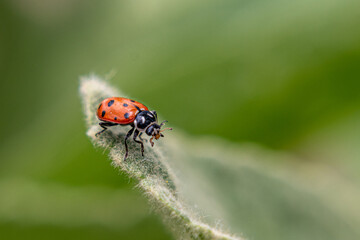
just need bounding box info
[80,76,360,240]
[80,75,242,240]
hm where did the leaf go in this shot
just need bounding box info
[80,76,360,240]
[80,75,242,240]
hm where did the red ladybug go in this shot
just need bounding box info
[96,97,172,160]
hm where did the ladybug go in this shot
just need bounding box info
[95,97,172,160]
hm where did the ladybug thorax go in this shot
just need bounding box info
[134,111,158,134]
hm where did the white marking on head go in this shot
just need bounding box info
[147,113,153,118]
[141,116,145,124]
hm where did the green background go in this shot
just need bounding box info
[1,0,360,239]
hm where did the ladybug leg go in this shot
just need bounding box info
[95,122,117,137]
[124,126,135,161]
[138,132,147,142]
[133,130,145,157]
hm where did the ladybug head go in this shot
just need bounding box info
[146,120,172,147]
[134,111,172,146]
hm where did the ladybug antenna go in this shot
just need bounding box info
[160,120,168,127]
[159,120,172,133]
[160,127,172,133]
[160,127,172,132]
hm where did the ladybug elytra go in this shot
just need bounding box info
[96,97,172,160]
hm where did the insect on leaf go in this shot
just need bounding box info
[79,75,242,240]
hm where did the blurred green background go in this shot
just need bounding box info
[1,0,360,239]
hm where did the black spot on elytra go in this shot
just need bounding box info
[130,100,135,102]
[133,104,141,111]
[124,113,129,119]
[123,103,128,107]
[98,103,102,109]
[114,117,117,120]
[101,111,106,117]
[108,99,115,107]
